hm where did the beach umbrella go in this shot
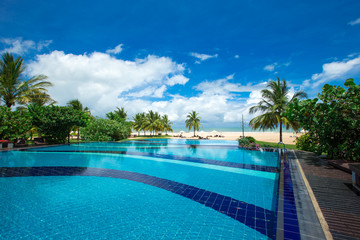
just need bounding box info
[179,130,185,135]
[211,130,218,135]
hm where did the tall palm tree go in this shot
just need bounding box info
[67,99,91,140]
[133,113,145,136]
[185,111,202,137]
[249,77,307,142]
[16,91,56,111]
[106,107,127,121]
[161,114,173,135]
[144,110,162,136]
[67,99,90,114]
[0,52,52,108]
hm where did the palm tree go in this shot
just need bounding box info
[67,99,91,140]
[185,111,202,137]
[106,107,127,121]
[161,114,173,135]
[67,99,90,114]
[0,52,52,108]
[16,91,56,111]
[144,110,162,136]
[133,113,145,136]
[249,77,307,142]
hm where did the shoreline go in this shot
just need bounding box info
[134,131,302,145]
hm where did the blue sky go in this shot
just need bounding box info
[1,0,360,127]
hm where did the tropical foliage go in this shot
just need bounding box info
[0,52,53,108]
[249,77,307,142]
[237,136,257,148]
[285,78,360,161]
[161,114,173,135]
[67,99,91,140]
[142,110,162,135]
[132,112,146,135]
[29,105,89,144]
[185,111,202,137]
[81,118,131,141]
[67,99,91,114]
[106,107,127,121]
[0,106,32,140]
[131,111,173,136]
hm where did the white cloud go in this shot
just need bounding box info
[128,85,167,98]
[167,75,189,86]
[106,44,123,54]
[246,90,262,105]
[264,62,277,71]
[0,38,52,55]
[194,74,267,96]
[190,52,218,63]
[302,79,311,88]
[264,61,291,72]
[311,55,360,87]
[234,55,240,59]
[25,47,273,125]
[154,85,167,98]
[26,50,186,116]
[348,18,360,26]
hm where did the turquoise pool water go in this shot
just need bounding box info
[0,140,280,239]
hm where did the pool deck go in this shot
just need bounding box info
[293,150,360,240]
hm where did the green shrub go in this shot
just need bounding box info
[0,106,32,140]
[238,136,256,147]
[295,134,318,152]
[29,104,89,144]
[286,78,360,161]
[81,118,131,141]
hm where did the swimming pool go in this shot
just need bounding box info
[0,139,293,239]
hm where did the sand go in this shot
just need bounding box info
[167,131,302,145]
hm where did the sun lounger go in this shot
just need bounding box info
[34,137,47,145]
[14,139,28,148]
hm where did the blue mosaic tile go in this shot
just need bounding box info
[22,149,279,173]
[0,166,277,239]
[281,155,301,239]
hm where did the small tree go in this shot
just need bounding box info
[29,105,89,144]
[0,106,32,140]
[81,118,131,141]
[285,78,360,161]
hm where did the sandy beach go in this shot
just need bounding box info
[166,131,301,145]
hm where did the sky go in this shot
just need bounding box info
[1,0,360,128]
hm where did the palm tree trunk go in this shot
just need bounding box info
[77,127,80,141]
[279,120,283,142]
[194,128,195,137]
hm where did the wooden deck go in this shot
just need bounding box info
[294,151,360,240]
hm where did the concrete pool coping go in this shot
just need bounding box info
[289,150,330,239]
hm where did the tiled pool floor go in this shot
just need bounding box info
[0,144,337,239]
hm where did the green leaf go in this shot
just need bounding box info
[344,78,355,87]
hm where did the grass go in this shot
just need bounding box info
[69,135,298,150]
[255,140,297,150]
[127,136,298,150]
[125,135,172,141]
